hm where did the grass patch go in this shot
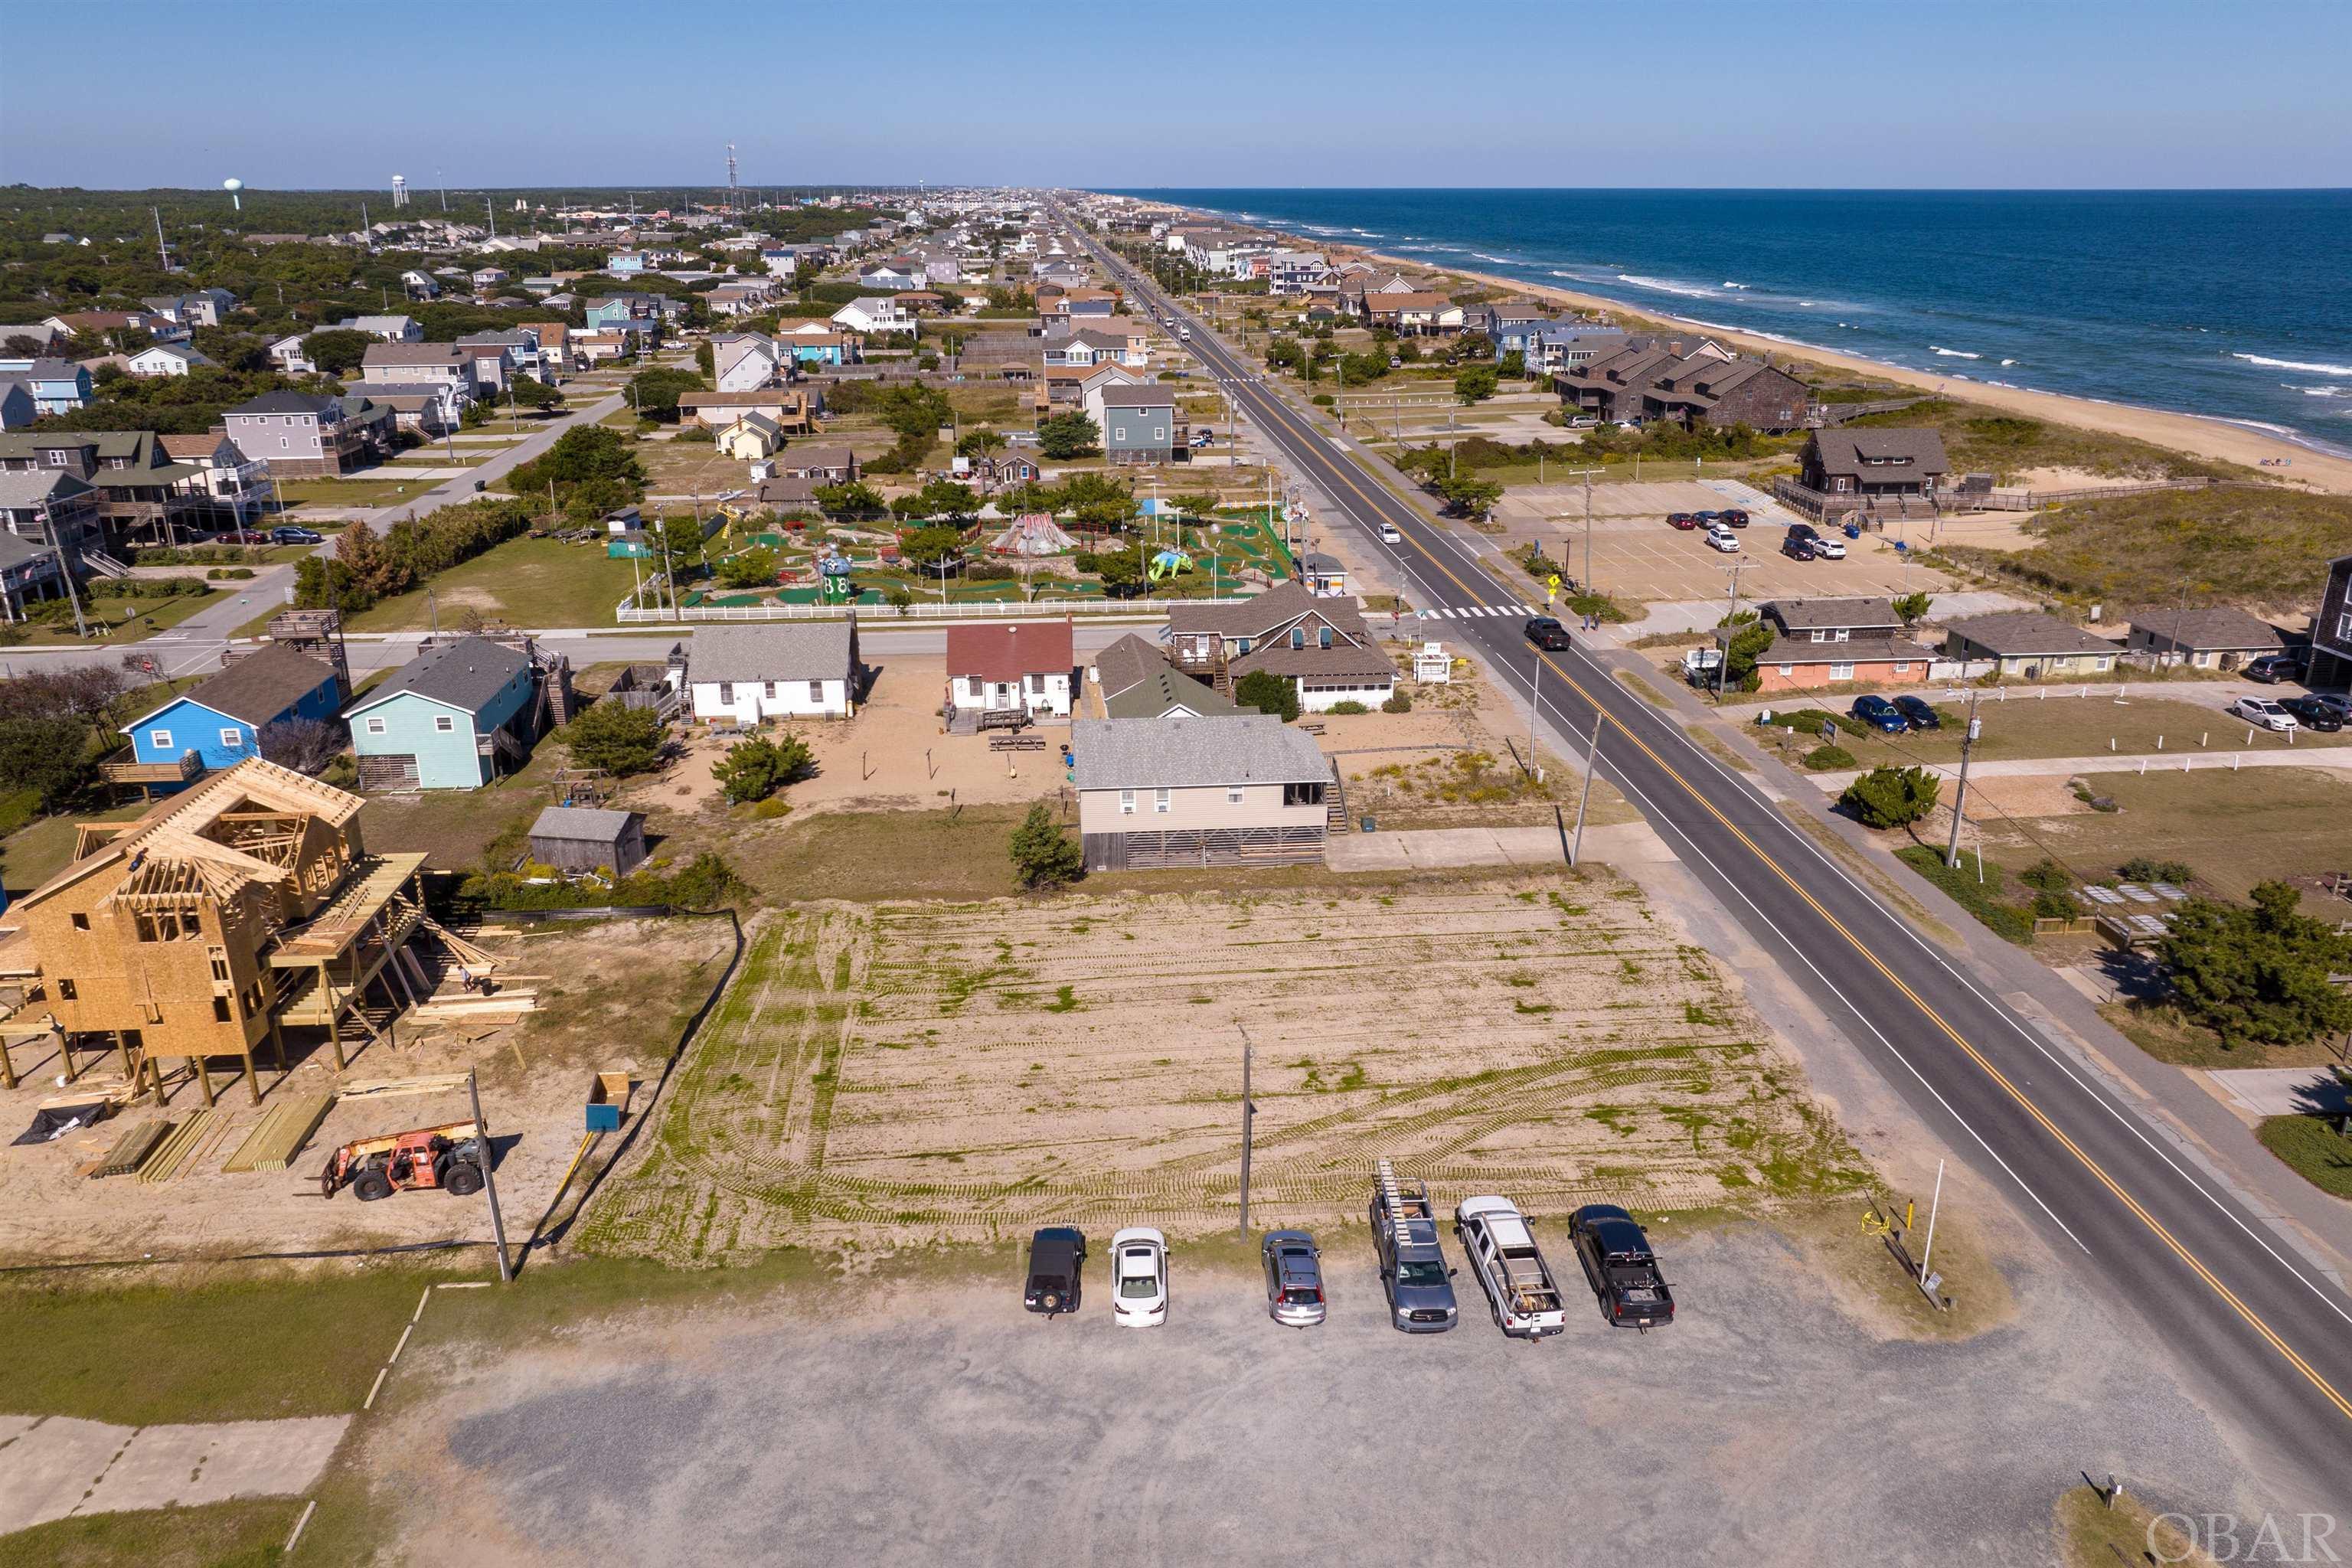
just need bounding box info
[343,533,639,632]
[0,1498,300,1568]
[1894,844,2034,944]
[270,477,424,510]
[1945,483,2350,610]
[1613,668,1673,709]
[2255,1114,2352,1199]
[0,586,219,646]
[1824,694,2349,769]
[2096,1000,2352,1071]
[2052,1480,2214,1567]
[1844,397,2249,485]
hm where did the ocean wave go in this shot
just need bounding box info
[1352,229,1381,237]
[1615,273,1717,299]
[1471,253,1515,264]
[2000,358,2020,367]
[1722,281,1750,289]
[1931,346,1981,359]
[1797,301,1816,307]
[2299,385,2350,397]
[2233,352,2352,375]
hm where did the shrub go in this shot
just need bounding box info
[1234,669,1300,723]
[1325,700,1370,715]
[1841,764,1940,829]
[714,733,812,805]
[1008,801,1083,890]
[2019,858,2075,895]
[562,702,665,776]
[1381,690,1413,714]
[1896,845,2036,944]
[2120,856,2194,885]
[1803,744,1857,771]
[675,426,714,443]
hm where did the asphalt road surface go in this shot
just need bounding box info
[1078,220,2352,1504]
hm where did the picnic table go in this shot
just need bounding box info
[989,733,1048,752]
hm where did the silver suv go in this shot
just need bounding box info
[1263,1230,1327,1327]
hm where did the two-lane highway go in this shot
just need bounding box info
[1083,220,2352,1499]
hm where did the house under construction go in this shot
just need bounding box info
[4,759,433,1104]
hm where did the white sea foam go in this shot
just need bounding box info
[2233,352,2352,376]
[1722,281,1750,289]
[1616,273,1716,299]
[1797,301,1815,307]
[2299,385,2349,397]
[1472,253,1514,264]
[1931,347,1981,359]
[2000,358,2020,367]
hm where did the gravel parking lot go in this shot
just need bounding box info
[359,1222,2301,1567]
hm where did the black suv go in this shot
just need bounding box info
[1024,1227,1086,1315]
[2281,695,2345,732]
[1568,1204,1675,1329]
[2244,652,2307,684]
[1779,534,1816,561]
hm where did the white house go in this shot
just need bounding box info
[944,621,1075,720]
[686,622,861,725]
[712,333,780,393]
[831,297,914,336]
[124,341,214,377]
[268,332,315,374]
[338,315,423,342]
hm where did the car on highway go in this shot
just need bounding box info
[1524,616,1573,651]
[1024,1226,1086,1316]
[270,526,324,544]
[1780,534,1816,561]
[1851,694,1910,733]
[1110,1227,1168,1327]
[2280,695,2345,732]
[1379,521,1402,543]
[1179,328,1192,341]
[1704,523,1740,553]
[2243,652,2307,684]
[1262,1230,1327,1328]
[1892,695,1943,730]
[1667,512,1699,530]
[1567,1204,1676,1329]
[2230,695,2300,732]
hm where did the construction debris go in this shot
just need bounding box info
[90,1119,170,1178]
[139,1109,219,1184]
[222,1093,336,1174]
[335,1074,472,1100]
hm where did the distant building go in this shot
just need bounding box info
[1799,430,1950,502]
[224,390,394,477]
[685,622,861,724]
[1097,383,1182,465]
[2311,554,2352,689]
[945,621,1075,720]
[1756,596,1934,692]
[124,645,344,780]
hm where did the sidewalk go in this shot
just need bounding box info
[1323,821,1671,873]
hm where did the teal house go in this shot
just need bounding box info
[345,635,541,791]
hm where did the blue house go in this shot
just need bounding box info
[343,635,541,790]
[788,335,848,366]
[124,645,343,785]
[2,358,93,416]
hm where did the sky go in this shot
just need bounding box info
[5,0,2349,191]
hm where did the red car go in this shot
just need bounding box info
[217,529,270,544]
[1667,512,1698,530]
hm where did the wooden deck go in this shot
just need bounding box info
[268,853,430,965]
[97,749,204,788]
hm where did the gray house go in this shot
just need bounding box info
[2123,606,2285,671]
[1943,611,2120,678]
[1073,715,1330,871]
[1099,383,1181,465]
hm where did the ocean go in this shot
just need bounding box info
[1104,188,2352,455]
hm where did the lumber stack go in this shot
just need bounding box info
[139,1109,218,1184]
[90,1118,169,1178]
[336,1073,472,1099]
[221,1093,336,1174]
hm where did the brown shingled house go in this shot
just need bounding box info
[1798,429,1950,502]
[1165,581,1396,713]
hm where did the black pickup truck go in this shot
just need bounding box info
[1567,1204,1675,1329]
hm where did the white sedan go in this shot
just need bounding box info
[1704,524,1741,553]
[1110,1227,1168,1326]
[2229,696,2299,732]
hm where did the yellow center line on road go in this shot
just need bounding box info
[1204,316,2352,1426]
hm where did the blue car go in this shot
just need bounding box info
[1851,695,1909,733]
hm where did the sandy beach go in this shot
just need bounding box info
[1126,196,2352,495]
[1366,250,2352,495]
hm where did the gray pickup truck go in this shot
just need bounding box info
[1370,1159,1459,1333]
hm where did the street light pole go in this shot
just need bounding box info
[1945,690,1983,869]
[1237,1025,1256,1239]
[1570,714,1603,867]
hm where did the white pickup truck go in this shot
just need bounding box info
[1454,1196,1567,1340]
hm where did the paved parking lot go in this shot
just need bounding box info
[362,1224,2305,1566]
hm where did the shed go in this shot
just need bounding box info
[528,806,648,876]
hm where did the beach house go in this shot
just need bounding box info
[1756,597,1935,692]
[122,645,345,784]
[1072,716,1331,871]
[343,635,543,791]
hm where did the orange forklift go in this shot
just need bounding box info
[319,1120,486,1201]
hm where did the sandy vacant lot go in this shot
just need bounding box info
[577,874,1869,1262]
[0,920,732,1264]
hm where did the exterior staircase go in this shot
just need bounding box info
[1325,759,1351,834]
[80,550,132,580]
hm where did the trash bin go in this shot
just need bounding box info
[1843,522,1860,539]
[1361,815,1377,833]
[586,1071,632,1132]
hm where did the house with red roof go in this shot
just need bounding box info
[944,620,1076,720]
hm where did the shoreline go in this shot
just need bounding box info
[1372,250,2352,495]
[1114,198,2352,495]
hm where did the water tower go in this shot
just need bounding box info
[391,173,410,210]
[223,177,243,211]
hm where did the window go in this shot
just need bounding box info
[149,728,173,750]
[717,682,735,703]
[1154,788,1171,814]
[1777,663,1794,677]
[219,727,243,748]
[1834,629,1851,642]
[57,978,76,1001]
[1811,630,1826,643]
[808,681,824,702]
[965,675,985,697]
[364,717,387,735]
[433,714,456,733]
[70,913,90,931]
[2096,657,2113,671]
[1119,789,1135,815]
[1026,673,1043,694]
[213,996,232,1023]
[1290,626,1305,650]
[1829,662,1855,681]
[1892,662,1912,675]
[1227,786,1244,805]
[1319,626,1333,648]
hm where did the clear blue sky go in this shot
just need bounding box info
[6,0,2347,191]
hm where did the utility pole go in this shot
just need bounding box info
[1570,713,1603,866]
[1713,560,1756,703]
[1944,690,1984,869]
[1236,1025,1257,1238]
[40,504,88,639]
[1557,467,1602,598]
[1525,644,1543,778]
[469,1070,514,1282]
[152,206,169,273]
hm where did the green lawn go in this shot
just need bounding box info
[342,534,641,632]
[2256,1113,2352,1200]
[2098,1001,2352,1071]
[1800,694,2350,769]
[0,1498,300,1568]
[271,478,419,511]
[0,587,220,646]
